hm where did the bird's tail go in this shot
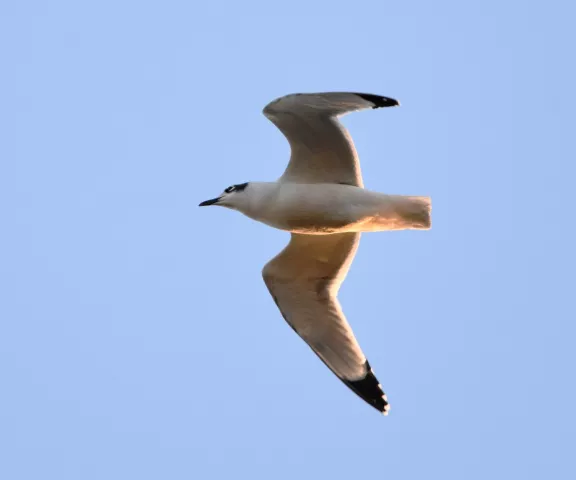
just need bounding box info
[395,196,432,230]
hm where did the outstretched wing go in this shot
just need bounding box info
[262,232,389,414]
[263,92,399,187]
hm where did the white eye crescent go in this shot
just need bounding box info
[224,186,235,193]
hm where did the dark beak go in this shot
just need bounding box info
[199,197,221,207]
[382,97,400,107]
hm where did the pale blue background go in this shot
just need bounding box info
[1,1,575,479]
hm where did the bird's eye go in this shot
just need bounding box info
[224,186,235,193]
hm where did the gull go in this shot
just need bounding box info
[200,92,431,414]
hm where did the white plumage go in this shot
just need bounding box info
[200,92,431,414]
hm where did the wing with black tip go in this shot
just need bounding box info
[263,92,399,187]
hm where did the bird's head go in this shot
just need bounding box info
[199,182,251,210]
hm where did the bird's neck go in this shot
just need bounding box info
[236,181,279,218]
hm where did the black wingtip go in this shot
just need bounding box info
[355,93,400,109]
[342,361,390,415]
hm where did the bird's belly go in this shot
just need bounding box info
[261,196,364,235]
[279,212,358,234]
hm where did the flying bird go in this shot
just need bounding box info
[200,92,431,414]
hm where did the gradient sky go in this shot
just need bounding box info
[1,1,575,479]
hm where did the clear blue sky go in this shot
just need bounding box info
[1,1,575,479]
